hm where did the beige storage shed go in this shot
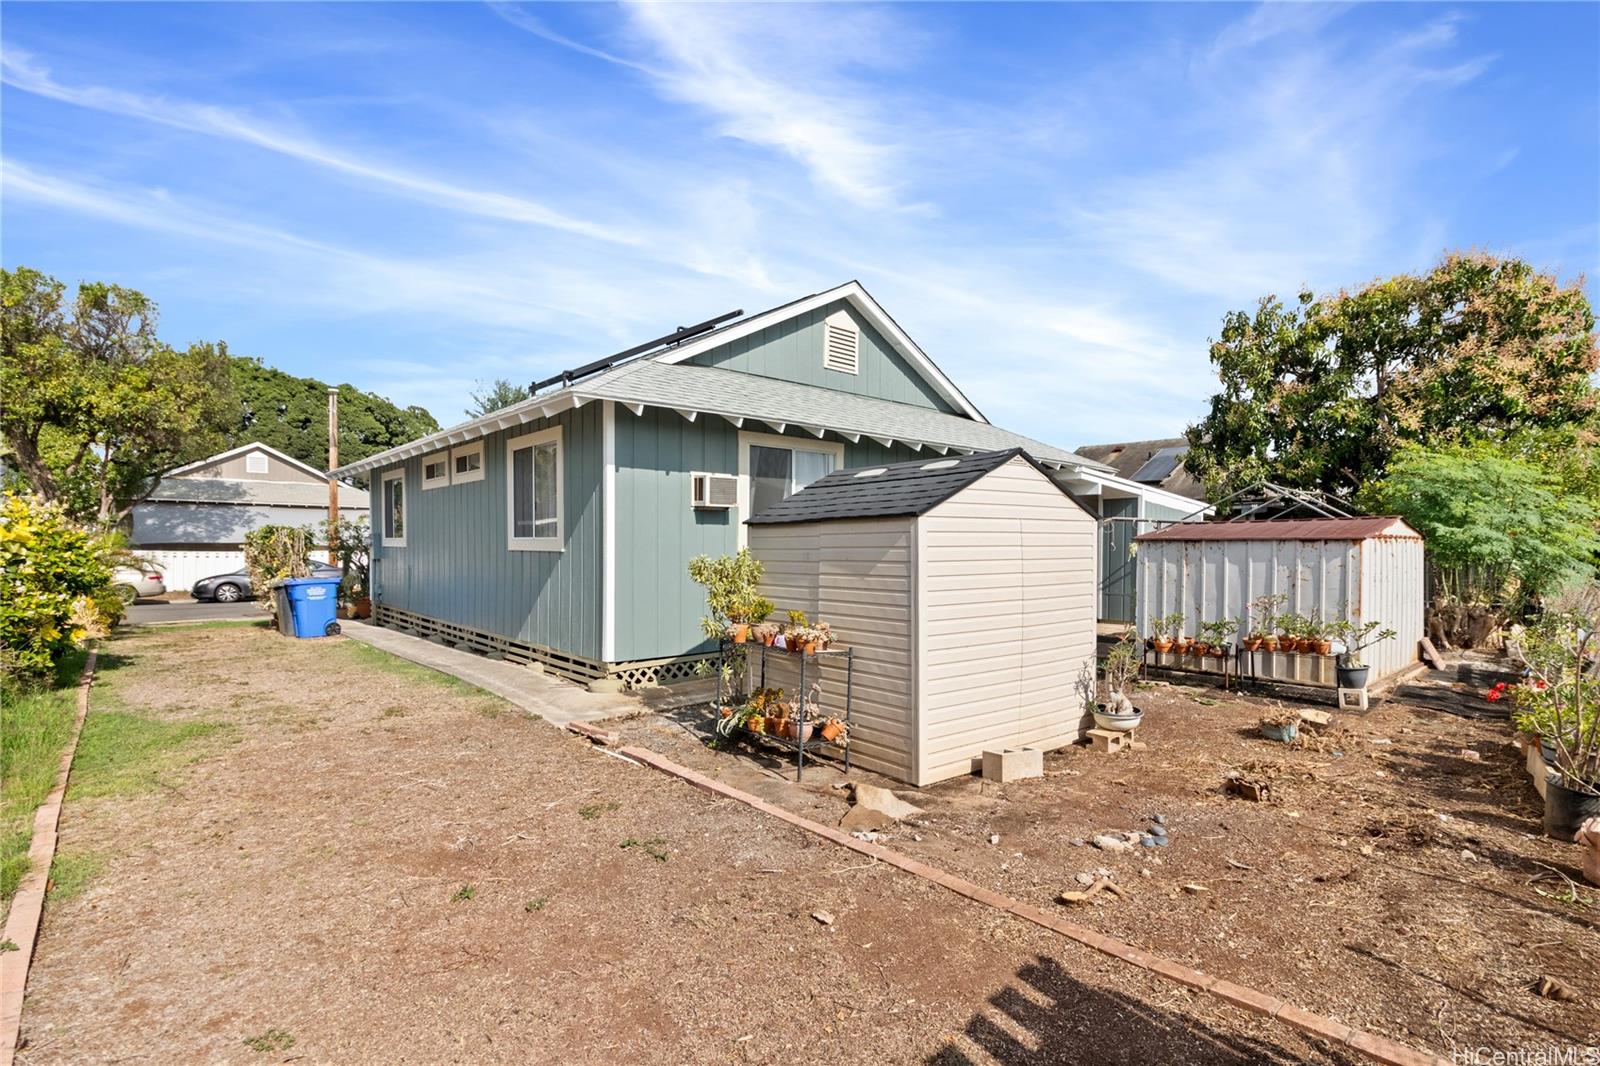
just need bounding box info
[746,449,1099,787]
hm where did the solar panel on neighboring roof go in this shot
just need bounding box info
[1130,445,1184,484]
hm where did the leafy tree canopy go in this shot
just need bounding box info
[229,358,438,476]
[1,266,235,524]
[1185,253,1599,499]
[466,378,530,418]
[1360,441,1599,606]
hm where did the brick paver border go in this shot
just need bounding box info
[617,744,1447,1066]
[1,650,98,1066]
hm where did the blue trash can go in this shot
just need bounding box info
[278,576,343,638]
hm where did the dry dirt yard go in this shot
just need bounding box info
[624,675,1600,1061]
[18,622,1386,1066]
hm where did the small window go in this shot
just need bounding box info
[381,469,406,547]
[822,311,859,375]
[451,441,485,485]
[422,451,450,490]
[245,452,269,474]
[506,427,562,552]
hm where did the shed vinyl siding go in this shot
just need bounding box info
[916,458,1097,785]
[613,406,926,663]
[748,517,918,783]
[682,299,957,413]
[370,402,603,660]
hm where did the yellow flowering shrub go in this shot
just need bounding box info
[0,495,118,681]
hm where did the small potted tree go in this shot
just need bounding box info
[1513,588,1600,840]
[1093,630,1143,731]
[1199,618,1235,660]
[1248,594,1287,652]
[1332,619,1396,690]
[1150,612,1181,654]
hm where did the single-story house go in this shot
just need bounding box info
[131,442,367,590]
[1073,437,1211,623]
[335,281,1199,688]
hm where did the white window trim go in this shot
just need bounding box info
[451,440,485,485]
[421,450,450,491]
[380,468,407,548]
[506,425,564,552]
[735,430,845,548]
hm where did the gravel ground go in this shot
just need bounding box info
[18,626,1354,1065]
[620,677,1600,1061]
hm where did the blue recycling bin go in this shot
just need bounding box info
[278,576,342,638]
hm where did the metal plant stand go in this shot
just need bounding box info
[715,640,855,780]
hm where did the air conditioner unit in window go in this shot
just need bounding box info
[691,472,738,510]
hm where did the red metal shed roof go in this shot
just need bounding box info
[1135,516,1420,543]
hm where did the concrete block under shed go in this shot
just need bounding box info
[981,747,1043,782]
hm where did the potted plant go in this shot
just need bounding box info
[1511,588,1600,840]
[1259,710,1299,743]
[1198,619,1235,660]
[780,609,809,652]
[689,549,766,649]
[820,716,848,743]
[1093,631,1143,731]
[1150,612,1181,654]
[1247,594,1286,652]
[1331,619,1396,689]
[1307,614,1333,656]
[753,621,780,646]
[1277,612,1303,652]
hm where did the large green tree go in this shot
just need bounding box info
[1,267,235,524]
[1185,253,1599,499]
[230,359,438,474]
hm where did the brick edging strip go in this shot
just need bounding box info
[616,745,1447,1066]
[1,650,98,1066]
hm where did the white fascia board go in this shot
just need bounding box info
[333,386,580,478]
[649,281,987,424]
[1069,465,1212,517]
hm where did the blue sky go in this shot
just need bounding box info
[3,2,1596,446]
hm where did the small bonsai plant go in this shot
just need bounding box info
[1333,619,1396,669]
[1098,629,1142,720]
[1247,594,1287,650]
[1305,613,1333,655]
[1150,612,1183,653]
[1198,618,1235,659]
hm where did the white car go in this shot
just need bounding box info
[112,565,166,604]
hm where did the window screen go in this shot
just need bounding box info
[384,477,404,539]
[512,441,559,541]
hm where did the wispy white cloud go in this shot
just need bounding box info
[0,46,644,247]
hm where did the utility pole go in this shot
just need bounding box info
[327,386,340,561]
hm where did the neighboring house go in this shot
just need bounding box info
[336,281,1197,688]
[131,442,367,591]
[1073,437,1211,624]
[1073,438,1207,503]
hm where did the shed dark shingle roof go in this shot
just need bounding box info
[747,449,1049,526]
[1135,516,1420,542]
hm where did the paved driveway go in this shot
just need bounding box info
[124,599,264,625]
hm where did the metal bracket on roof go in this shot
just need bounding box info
[529,309,743,394]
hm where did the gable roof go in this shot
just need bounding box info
[333,286,1112,478]
[649,281,986,423]
[579,361,1104,469]
[747,449,1089,526]
[164,441,336,484]
[143,478,368,508]
[1074,437,1206,501]
[1135,516,1420,543]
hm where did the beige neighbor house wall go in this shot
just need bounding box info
[916,456,1098,785]
[749,517,919,783]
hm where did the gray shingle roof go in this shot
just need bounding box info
[145,479,368,508]
[581,361,1105,469]
[748,449,1031,525]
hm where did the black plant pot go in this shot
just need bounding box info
[1335,664,1370,690]
[1544,777,1600,841]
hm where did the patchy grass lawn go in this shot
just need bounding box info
[15,623,1364,1066]
[1,650,86,914]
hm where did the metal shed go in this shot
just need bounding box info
[1134,517,1424,684]
[747,448,1099,786]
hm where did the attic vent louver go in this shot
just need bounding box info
[822,312,859,375]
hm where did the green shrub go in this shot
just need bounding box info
[0,495,115,681]
[242,525,313,615]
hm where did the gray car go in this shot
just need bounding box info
[191,561,342,603]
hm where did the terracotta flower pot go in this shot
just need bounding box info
[804,641,818,655]
[1153,638,1173,653]
[1242,637,1263,652]
[820,720,844,743]
[733,624,750,644]
[747,715,765,734]
[1263,636,1280,652]
[1313,639,1332,655]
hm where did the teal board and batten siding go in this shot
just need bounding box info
[371,404,604,661]
[612,405,925,663]
[683,299,958,413]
